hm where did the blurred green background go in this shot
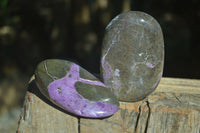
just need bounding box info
[0,0,199,132]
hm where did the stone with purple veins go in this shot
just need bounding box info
[101,11,164,102]
[35,59,119,118]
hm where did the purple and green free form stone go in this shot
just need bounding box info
[101,11,164,102]
[35,59,119,118]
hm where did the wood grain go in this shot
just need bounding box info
[17,77,78,133]
[17,77,200,133]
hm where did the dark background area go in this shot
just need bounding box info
[0,0,199,132]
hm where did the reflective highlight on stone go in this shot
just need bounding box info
[101,11,164,102]
[35,59,119,118]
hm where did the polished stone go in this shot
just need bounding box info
[35,59,119,118]
[101,11,164,102]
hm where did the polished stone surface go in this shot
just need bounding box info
[35,59,119,118]
[101,11,164,102]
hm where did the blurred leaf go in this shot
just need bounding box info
[0,0,8,9]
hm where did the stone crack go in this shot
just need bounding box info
[43,61,58,80]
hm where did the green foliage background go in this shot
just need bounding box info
[0,0,199,132]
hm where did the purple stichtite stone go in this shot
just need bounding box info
[101,11,164,102]
[35,59,119,118]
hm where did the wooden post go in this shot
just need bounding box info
[17,77,200,133]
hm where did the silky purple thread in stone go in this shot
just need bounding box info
[146,63,154,68]
[101,59,121,96]
[101,11,164,102]
[101,59,113,80]
[48,63,118,118]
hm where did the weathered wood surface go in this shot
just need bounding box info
[17,77,200,133]
[16,76,78,133]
